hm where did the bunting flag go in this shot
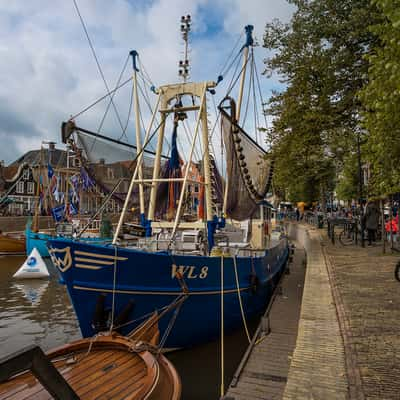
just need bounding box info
[47,163,54,179]
[80,167,95,191]
[51,204,65,222]
[52,176,60,202]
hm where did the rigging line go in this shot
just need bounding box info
[220,45,244,83]
[98,54,130,139]
[182,120,200,162]
[137,73,159,154]
[118,76,134,142]
[138,58,156,89]
[109,245,118,333]
[251,52,261,144]
[233,254,251,343]
[72,0,125,134]
[220,254,225,398]
[77,119,164,237]
[253,53,269,132]
[218,32,244,77]
[69,77,132,120]
[136,68,170,154]
[225,54,242,98]
[242,50,254,127]
[226,50,251,101]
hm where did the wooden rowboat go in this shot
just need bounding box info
[0,233,25,255]
[0,314,181,400]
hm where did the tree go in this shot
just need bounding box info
[360,0,400,196]
[263,0,380,204]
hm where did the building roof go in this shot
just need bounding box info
[10,148,67,168]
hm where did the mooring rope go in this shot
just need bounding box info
[109,245,118,333]
[220,254,225,397]
[233,254,251,344]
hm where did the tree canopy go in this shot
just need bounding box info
[263,0,382,204]
[360,0,400,196]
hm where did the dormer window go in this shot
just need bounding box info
[22,169,30,180]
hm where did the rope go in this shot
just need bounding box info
[72,0,125,134]
[109,245,118,333]
[157,295,186,353]
[220,254,225,397]
[97,54,130,141]
[69,77,132,120]
[233,254,251,343]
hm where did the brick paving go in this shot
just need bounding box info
[322,231,400,400]
[226,224,400,400]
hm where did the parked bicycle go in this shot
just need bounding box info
[395,260,400,282]
[338,219,359,246]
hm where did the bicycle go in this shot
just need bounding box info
[338,220,359,246]
[395,260,400,282]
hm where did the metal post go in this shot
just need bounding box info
[357,131,365,247]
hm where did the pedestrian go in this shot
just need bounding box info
[364,200,380,245]
[295,207,300,221]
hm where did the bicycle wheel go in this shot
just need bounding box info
[339,229,353,246]
[395,261,400,282]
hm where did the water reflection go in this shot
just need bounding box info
[0,255,80,353]
[0,255,258,399]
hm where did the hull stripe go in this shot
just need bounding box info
[75,264,102,270]
[74,250,128,261]
[73,285,252,296]
[75,257,115,265]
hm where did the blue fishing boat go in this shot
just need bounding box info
[25,223,50,257]
[48,22,289,349]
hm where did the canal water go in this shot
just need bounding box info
[0,255,257,399]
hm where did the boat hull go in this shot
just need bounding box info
[26,226,112,257]
[26,228,51,257]
[0,234,25,255]
[48,238,289,348]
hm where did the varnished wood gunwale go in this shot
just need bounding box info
[0,335,181,400]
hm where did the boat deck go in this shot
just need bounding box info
[0,334,181,400]
[0,349,148,400]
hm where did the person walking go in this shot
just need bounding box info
[365,200,380,245]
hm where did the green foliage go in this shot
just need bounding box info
[263,0,380,203]
[360,0,400,195]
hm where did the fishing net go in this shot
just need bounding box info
[221,107,273,220]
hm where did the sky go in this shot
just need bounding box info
[0,0,295,164]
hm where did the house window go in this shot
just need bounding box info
[107,168,114,180]
[27,182,35,194]
[194,185,199,193]
[22,169,30,180]
[16,181,24,193]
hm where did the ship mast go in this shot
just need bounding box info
[236,25,253,122]
[223,25,254,216]
[130,50,146,224]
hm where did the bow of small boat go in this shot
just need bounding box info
[0,234,25,255]
[0,334,181,400]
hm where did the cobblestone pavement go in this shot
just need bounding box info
[322,231,400,400]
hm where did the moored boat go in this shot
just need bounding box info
[48,21,289,350]
[0,232,25,255]
[0,313,181,400]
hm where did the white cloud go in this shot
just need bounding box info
[0,0,294,164]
